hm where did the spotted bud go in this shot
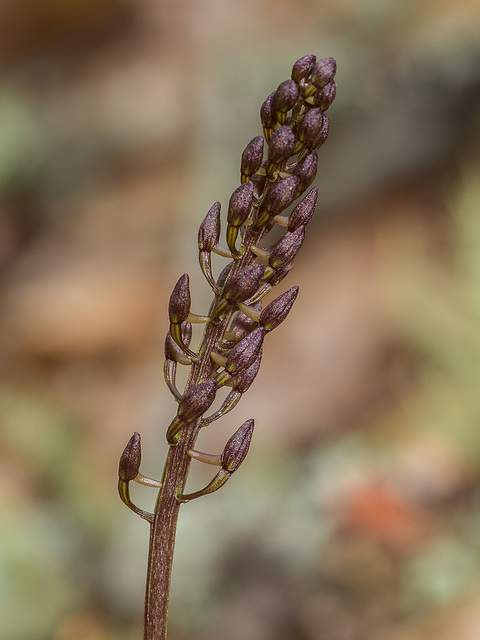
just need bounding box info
[224,326,265,377]
[228,181,254,227]
[118,432,142,482]
[221,419,254,472]
[178,380,218,423]
[297,109,329,150]
[273,79,299,122]
[294,151,317,195]
[288,188,318,231]
[229,348,262,393]
[256,175,300,228]
[198,202,221,252]
[260,91,276,130]
[169,274,191,325]
[269,227,306,271]
[291,54,317,84]
[241,136,264,182]
[267,125,296,165]
[314,81,336,111]
[259,286,299,332]
[311,57,337,88]
[224,263,266,304]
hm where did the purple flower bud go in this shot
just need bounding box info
[118,432,141,481]
[198,202,221,252]
[224,263,266,304]
[178,380,218,423]
[273,79,299,121]
[221,419,254,472]
[241,136,264,181]
[229,348,262,393]
[294,151,317,195]
[227,181,254,227]
[165,322,192,361]
[314,81,336,111]
[291,54,316,83]
[269,226,306,270]
[169,274,191,324]
[311,57,337,88]
[259,286,299,332]
[297,109,329,150]
[257,175,300,228]
[288,188,318,231]
[224,326,265,376]
[260,91,276,130]
[267,126,296,164]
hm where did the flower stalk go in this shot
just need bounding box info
[117,54,337,640]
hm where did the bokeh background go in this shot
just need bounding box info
[1,1,480,639]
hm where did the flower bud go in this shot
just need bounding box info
[229,302,261,340]
[241,136,264,182]
[259,286,298,332]
[273,79,299,122]
[178,380,218,423]
[260,91,276,130]
[118,432,142,482]
[267,126,296,164]
[311,57,337,88]
[291,54,316,83]
[288,188,318,231]
[314,81,336,111]
[269,226,306,270]
[256,175,300,228]
[294,151,317,195]
[224,263,265,304]
[221,419,254,472]
[224,326,265,376]
[227,181,254,228]
[297,109,329,150]
[169,274,191,325]
[198,202,221,252]
[229,348,262,393]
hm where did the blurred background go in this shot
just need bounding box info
[1,1,480,639]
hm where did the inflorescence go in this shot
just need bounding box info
[118,54,337,518]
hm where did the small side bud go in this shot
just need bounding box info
[260,91,277,137]
[198,202,221,252]
[288,188,318,231]
[311,57,337,88]
[178,380,219,423]
[294,151,317,195]
[297,109,329,150]
[273,80,299,123]
[221,419,255,472]
[314,81,336,111]
[241,136,264,182]
[224,263,266,304]
[269,227,306,271]
[216,326,265,385]
[227,181,255,228]
[228,348,262,393]
[259,286,299,332]
[256,175,300,228]
[291,54,317,83]
[267,126,296,165]
[169,274,191,325]
[118,432,142,482]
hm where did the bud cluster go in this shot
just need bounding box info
[119,55,336,508]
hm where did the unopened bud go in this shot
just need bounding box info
[294,151,317,195]
[260,91,276,130]
[273,79,299,122]
[224,263,266,304]
[229,302,261,340]
[288,188,318,231]
[269,227,306,270]
[221,419,255,472]
[291,54,317,83]
[311,57,337,88]
[256,175,300,228]
[224,326,265,376]
[198,202,221,252]
[169,274,191,325]
[267,126,296,165]
[297,109,329,150]
[314,81,336,111]
[241,136,264,182]
[229,348,262,393]
[178,380,218,423]
[260,286,299,332]
[227,181,254,228]
[118,432,142,482]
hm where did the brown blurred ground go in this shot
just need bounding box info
[1,1,480,639]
